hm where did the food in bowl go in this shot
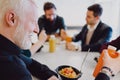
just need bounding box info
[59,67,77,78]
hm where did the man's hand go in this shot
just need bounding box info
[60,29,67,40]
[48,76,59,80]
[38,30,47,45]
[103,49,120,75]
[66,42,77,51]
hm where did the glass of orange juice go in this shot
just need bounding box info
[66,36,72,42]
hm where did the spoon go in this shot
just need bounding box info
[80,48,91,73]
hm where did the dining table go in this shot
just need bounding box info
[32,42,120,80]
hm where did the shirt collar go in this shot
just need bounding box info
[0,34,22,55]
[87,20,100,31]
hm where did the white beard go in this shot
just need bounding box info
[13,24,32,49]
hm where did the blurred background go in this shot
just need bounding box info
[35,0,120,40]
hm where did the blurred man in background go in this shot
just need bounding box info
[38,2,67,40]
[62,4,112,52]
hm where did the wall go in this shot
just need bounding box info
[36,0,120,39]
[36,0,94,26]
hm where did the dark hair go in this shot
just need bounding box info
[43,2,56,11]
[88,4,103,17]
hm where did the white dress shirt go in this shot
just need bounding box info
[86,20,100,45]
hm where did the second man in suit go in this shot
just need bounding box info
[62,4,112,52]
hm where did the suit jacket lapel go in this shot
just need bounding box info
[83,26,88,44]
[89,21,102,44]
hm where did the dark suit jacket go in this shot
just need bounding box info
[73,21,112,52]
[100,36,120,52]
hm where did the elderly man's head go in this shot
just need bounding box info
[0,0,39,49]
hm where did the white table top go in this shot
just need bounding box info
[32,43,120,80]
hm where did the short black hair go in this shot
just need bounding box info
[43,2,56,11]
[88,4,103,17]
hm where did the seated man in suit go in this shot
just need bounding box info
[38,2,67,40]
[62,4,112,52]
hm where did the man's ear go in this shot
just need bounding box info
[95,16,100,20]
[5,11,17,27]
